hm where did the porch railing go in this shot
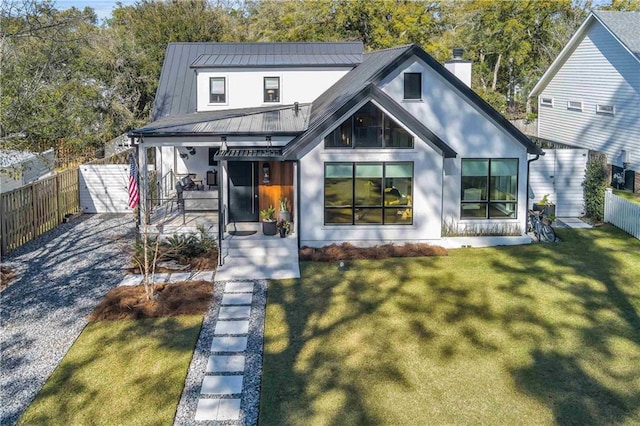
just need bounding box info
[160,169,175,199]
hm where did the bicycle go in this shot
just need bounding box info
[528,209,556,242]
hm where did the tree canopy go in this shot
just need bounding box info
[1,0,638,165]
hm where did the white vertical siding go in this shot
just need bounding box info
[538,20,640,171]
[196,68,351,111]
[379,58,530,233]
[79,164,131,213]
[529,149,588,217]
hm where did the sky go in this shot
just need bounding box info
[55,0,138,22]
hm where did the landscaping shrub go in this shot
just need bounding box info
[299,242,447,262]
[584,156,608,221]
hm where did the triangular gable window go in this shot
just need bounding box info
[324,102,413,149]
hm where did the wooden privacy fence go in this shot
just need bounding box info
[604,189,640,240]
[1,168,80,256]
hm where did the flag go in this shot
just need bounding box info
[128,152,139,209]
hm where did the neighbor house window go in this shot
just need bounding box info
[567,100,583,111]
[404,73,422,100]
[596,104,614,115]
[264,77,280,102]
[461,159,518,219]
[540,97,553,107]
[324,162,413,225]
[209,77,226,103]
[324,102,413,149]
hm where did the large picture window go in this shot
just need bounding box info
[324,102,413,149]
[461,159,518,219]
[325,162,413,225]
[209,77,226,103]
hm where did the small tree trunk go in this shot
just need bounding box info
[492,53,502,91]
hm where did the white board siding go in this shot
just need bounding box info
[529,149,588,217]
[79,165,132,213]
[538,20,640,171]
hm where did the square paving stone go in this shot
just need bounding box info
[217,398,241,421]
[221,293,252,305]
[201,375,243,395]
[215,320,249,335]
[206,355,245,373]
[168,272,192,283]
[191,270,215,282]
[218,306,251,320]
[118,275,142,287]
[210,336,248,352]
[225,282,254,293]
[194,399,220,421]
[152,273,169,283]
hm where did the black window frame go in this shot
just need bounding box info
[263,76,280,103]
[209,77,226,104]
[324,161,414,226]
[323,101,414,149]
[403,72,422,100]
[460,158,519,220]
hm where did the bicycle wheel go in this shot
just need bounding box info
[541,224,556,242]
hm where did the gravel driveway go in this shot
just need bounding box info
[1,214,135,426]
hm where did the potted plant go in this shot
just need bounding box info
[277,220,291,238]
[533,194,556,218]
[277,197,291,222]
[260,205,277,235]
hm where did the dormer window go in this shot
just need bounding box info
[264,77,280,103]
[209,77,226,103]
[403,73,422,100]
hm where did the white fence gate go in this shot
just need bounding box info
[529,148,588,217]
[605,189,640,239]
[79,164,133,213]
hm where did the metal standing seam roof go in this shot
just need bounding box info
[151,42,363,120]
[191,53,362,68]
[594,11,640,60]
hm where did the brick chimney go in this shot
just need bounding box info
[444,48,472,88]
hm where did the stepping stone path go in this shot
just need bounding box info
[192,280,264,423]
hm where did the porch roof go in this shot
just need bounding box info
[214,147,283,161]
[130,104,311,137]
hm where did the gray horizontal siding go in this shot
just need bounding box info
[538,20,640,171]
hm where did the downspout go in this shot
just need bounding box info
[296,158,301,250]
[527,153,541,212]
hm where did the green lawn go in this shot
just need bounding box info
[19,316,202,426]
[260,225,640,425]
[614,189,640,205]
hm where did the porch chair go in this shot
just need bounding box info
[171,180,184,212]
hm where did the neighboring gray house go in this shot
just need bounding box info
[530,11,640,191]
[0,149,55,193]
[130,42,542,250]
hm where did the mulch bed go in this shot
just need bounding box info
[89,281,213,321]
[299,242,447,262]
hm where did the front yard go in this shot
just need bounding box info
[260,225,640,425]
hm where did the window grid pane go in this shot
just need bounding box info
[461,159,518,219]
[264,77,280,102]
[325,162,413,225]
[210,77,225,103]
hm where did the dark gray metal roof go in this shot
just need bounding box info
[133,104,310,136]
[152,42,363,120]
[214,147,283,161]
[594,11,640,60]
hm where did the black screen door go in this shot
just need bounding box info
[228,161,259,222]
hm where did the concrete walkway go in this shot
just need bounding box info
[556,217,593,229]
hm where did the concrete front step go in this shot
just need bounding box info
[215,261,300,281]
[221,246,298,258]
[220,254,298,266]
[222,234,296,248]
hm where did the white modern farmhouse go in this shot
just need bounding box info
[129,42,542,261]
[530,11,640,191]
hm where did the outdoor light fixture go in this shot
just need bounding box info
[187,146,196,155]
[262,162,271,183]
